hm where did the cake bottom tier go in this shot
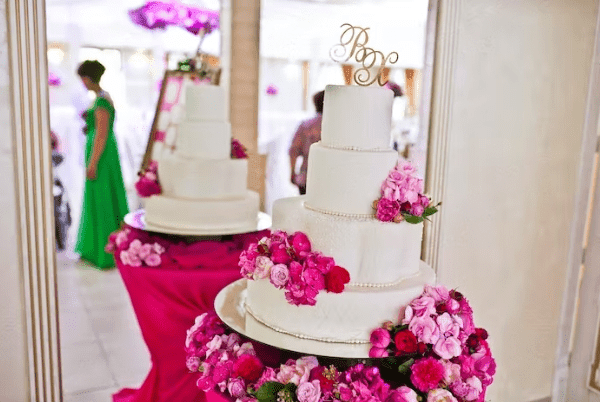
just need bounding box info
[245,261,435,347]
[145,191,259,232]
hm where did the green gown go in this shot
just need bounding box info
[75,96,129,269]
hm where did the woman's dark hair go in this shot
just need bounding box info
[77,60,106,84]
[313,90,325,114]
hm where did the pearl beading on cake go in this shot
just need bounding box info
[319,142,392,152]
[303,202,376,220]
[245,304,369,344]
[347,269,422,289]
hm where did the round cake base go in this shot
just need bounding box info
[124,209,272,236]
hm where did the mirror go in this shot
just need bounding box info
[44,0,227,398]
[258,0,435,214]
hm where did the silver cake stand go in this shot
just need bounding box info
[124,209,272,237]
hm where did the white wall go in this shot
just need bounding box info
[0,1,30,400]
[433,0,598,400]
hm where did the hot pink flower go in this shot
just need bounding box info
[303,268,325,291]
[297,380,321,402]
[145,253,162,267]
[369,347,389,358]
[410,203,425,217]
[269,264,290,288]
[410,357,445,393]
[426,388,458,402]
[233,355,263,382]
[377,198,401,222]
[197,375,216,392]
[370,328,392,349]
[419,195,431,208]
[187,356,201,372]
[270,242,292,265]
[291,231,312,255]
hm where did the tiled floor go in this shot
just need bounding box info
[57,251,151,401]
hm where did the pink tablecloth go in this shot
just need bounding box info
[113,233,266,402]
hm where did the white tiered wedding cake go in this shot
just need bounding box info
[242,85,436,357]
[145,85,260,233]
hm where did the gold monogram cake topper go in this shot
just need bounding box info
[330,23,398,87]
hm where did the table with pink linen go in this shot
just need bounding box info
[111,222,269,402]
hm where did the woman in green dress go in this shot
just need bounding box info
[75,60,129,269]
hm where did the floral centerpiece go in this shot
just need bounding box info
[373,161,440,224]
[239,230,350,306]
[105,225,269,270]
[185,285,495,402]
[135,160,162,198]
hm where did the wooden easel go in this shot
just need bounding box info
[140,58,221,173]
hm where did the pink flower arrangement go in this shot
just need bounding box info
[367,285,496,402]
[231,139,248,159]
[373,161,439,224]
[239,230,350,306]
[266,84,279,96]
[186,312,439,402]
[135,160,162,198]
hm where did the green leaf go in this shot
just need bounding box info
[403,215,424,224]
[398,358,415,374]
[423,206,439,217]
[255,382,285,402]
[284,382,297,394]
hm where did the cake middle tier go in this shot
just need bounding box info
[176,121,231,159]
[159,156,247,199]
[305,142,399,216]
[145,191,259,232]
[273,196,423,285]
[245,262,435,347]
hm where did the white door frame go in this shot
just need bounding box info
[3,0,455,400]
[553,3,600,401]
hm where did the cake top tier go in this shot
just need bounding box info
[321,85,394,150]
[185,85,227,122]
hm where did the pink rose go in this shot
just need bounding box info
[145,172,157,181]
[288,261,303,282]
[270,264,290,288]
[426,388,458,402]
[370,328,392,348]
[410,358,445,393]
[410,296,437,317]
[442,361,462,385]
[153,243,165,254]
[296,380,321,402]
[119,250,131,265]
[115,229,130,246]
[145,253,162,267]
[369,346,389,358]
[186,356,201,372]
[254,256,273,279]
[410,203,425,217]
[129,239,142,254]
[424,285,450,303]
[397,161,417,175]
[313,255,335,274]
[291,232,312,255]
[227,378,246,398]
[419,195,431,208]
[386,387,418,402]
[197,375,216,392]
[255,367,277,388]
[128,254,142,267]
[376,198,401,222]
[451,377,482,401]
[212,361,233,383]
[409,315,440,345]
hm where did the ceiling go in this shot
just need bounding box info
[45,0,429,67]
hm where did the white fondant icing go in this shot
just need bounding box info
[185,85,227,121]
[176,121,231,159]
[245,263,435,344]
[321,85,393,150]
[145,191,259,231]
[305,143,398,216]
[273,196,422,284]
[159,156,247,199]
